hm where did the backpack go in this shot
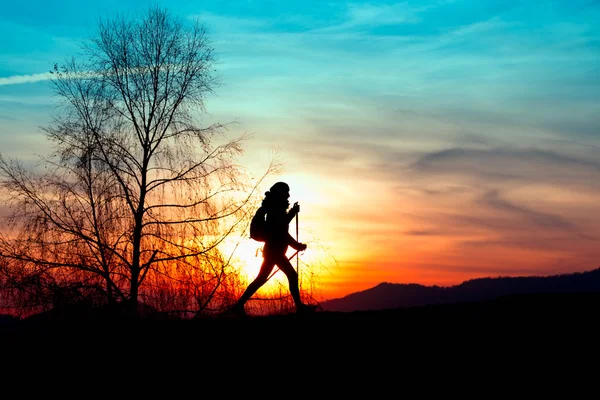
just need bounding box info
[249,207,268,242]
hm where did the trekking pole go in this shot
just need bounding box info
[295,202,300,284]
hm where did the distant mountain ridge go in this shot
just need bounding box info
[319,268,600,312]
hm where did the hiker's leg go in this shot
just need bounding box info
[236,257,276,306]
[276,255,303,307]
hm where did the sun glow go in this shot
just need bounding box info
[218,234,328,292]
[219,235,265,279]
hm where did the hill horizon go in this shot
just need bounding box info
[319,267,600,312]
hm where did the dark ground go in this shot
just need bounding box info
[2,292,598,386]
[3,291,598,341]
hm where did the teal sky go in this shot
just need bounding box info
[1,0,599,298]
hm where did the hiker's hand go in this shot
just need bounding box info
[290,202,300,215]
[297,243,307,252]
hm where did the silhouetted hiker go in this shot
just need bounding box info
[230,182,317,316]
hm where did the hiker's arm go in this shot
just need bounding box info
[286,203,300,223]
[287,233,307,251]
[286,212,296,224]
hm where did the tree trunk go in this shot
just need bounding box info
[129,270,139,319]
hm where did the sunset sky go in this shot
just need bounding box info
[1,0,599,300]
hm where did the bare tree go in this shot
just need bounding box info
[0,6,275,318]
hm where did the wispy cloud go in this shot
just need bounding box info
[479,189,574,230]
[0,73,53,86]
[313,0,463,33]
[341,2,422,27]
[409,147,600,190]
[188,11,270,34]
[0,113,18,121]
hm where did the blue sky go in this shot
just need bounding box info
[1,0,599,298]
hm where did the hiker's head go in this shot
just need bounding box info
[269,182,290,198]
[263,182,290,209]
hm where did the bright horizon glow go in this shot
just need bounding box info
[2,0,600,301]
[219,229,330,297]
